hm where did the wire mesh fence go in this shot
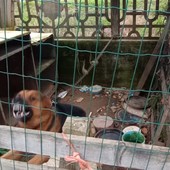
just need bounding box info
[0,0,170,170]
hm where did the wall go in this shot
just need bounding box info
[57,39,157,89]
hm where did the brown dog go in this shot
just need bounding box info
[2,90,86,164]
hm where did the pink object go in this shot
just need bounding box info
[62,133,92,170]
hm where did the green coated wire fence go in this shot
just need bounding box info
[0,0,170,169]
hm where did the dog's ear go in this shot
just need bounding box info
[41,94,52,109]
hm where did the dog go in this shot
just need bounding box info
[2,90,86,164]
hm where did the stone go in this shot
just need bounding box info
[93,116,113,131]
[75,97,84,103]
[63,117,89,136]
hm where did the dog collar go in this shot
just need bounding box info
[47,113,55,131]
[47,101,58,131]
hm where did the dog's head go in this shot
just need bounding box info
[12,90,52,122]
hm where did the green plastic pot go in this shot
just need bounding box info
[122,131,145,144]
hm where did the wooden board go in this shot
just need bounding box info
[0,31,30,44]
[0,158,67,170]
[153,67,170,144]
[35,59,55,75]
[0,126,170,169]
[30,32,53,44]
[135,16,170,95]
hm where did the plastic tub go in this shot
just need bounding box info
[95,128,123,141]
[122,131,145,144]
[123,126,141,134]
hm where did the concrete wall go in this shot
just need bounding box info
[57,39,158,89]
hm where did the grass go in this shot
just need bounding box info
[14,0,168,38]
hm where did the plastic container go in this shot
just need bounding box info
[89,85,102,94]
[123,126,141,134]
[116,109,142,124]
[95,128,123,141]
[122,131,145,144]
[93,116,113,131]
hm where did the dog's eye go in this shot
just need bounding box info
[30,96,36,101]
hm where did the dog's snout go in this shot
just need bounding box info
[13,103,23,112]
[12,96,24,104]
[13,109,19,115]
[11,91,34,121]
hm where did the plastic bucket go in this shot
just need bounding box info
[95,128,123,141]
[122,131,145,144]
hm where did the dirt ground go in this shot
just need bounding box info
[56,85,128,120]
[57,85,133,170]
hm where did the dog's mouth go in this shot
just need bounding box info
[12,102,32,121]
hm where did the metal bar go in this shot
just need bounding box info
[111,0,119,36]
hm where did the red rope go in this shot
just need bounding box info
[62,133,92,170]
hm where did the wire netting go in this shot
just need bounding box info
[0,0,170,170]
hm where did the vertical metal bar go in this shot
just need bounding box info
[0,0,14,28]
[95,0,98,31]
[111,0,119,36]
[132,0,136,31]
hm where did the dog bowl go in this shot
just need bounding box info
[116,109,142,124]
[123,126,141,134]
[95,129,123,141]
[125,96,148,109]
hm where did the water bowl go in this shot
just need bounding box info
[123,126,141,134]
[116,109,142,124]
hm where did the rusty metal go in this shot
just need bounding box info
[14,0,168,39]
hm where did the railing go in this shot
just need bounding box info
[14,0,168,39]
[0,125,170,169]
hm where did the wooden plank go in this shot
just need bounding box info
[0,158,67,170]
[43,83,56,98]
[29,59,55,76]
[30,33,53,45]
[0,31,30,44]
[165,30,170,146]
[0,126,170,169]
[135,16,170,96]
[153,67,170,143]
[150,111,155,141]
[36,59,55,75]
[0,44,30,61]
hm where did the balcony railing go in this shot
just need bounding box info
[14,0,168,39]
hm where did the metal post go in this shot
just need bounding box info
[111,0,120,37]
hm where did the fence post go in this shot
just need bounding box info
[110,0,119,37]
[0,0,14,28]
